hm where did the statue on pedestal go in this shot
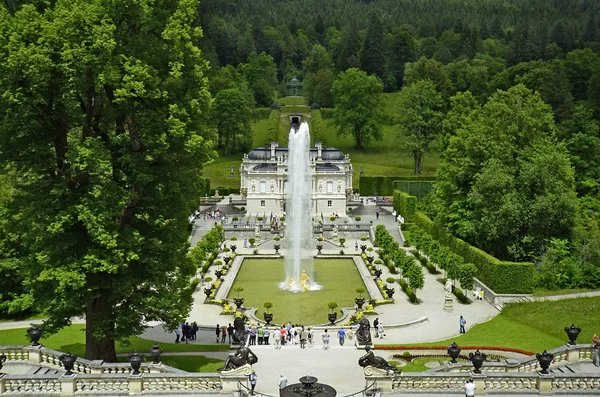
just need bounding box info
[332,224,338,239]
[254,224,260,238]
[219,345,258,372]
[359,345,396,373]
[356,317,372,345]
[444,279,453,298]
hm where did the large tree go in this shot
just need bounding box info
[0,0,214,361]
[332,68,385,149]
[395,79,443,174]
[360,11,386,80]
[211,88,252,155]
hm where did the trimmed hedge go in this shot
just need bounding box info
[393,190,417,220]
[412,212,534,294]
[393,180,435,199]
[359,176,396,196]
[210,187,238,196]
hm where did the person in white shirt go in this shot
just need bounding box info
[464,378,476,396]
[289,325,296,345]
[278,374,288,394]
[377,322,385,339]
[322,329,330,350]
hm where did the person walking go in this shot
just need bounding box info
[280,326,287,346]
[460,316,467,334]
[273,327,282,349]
[278,374,288,395]
[322,329,330,350]
[337,327,346,346]
[175,323,182,344]
[249,371,258,395]
[289,324,296,345]
[377,321,385,339]
[464,378,476,396]
[355,241,358,251]
[221,325,227,343]
[300,327,307,349]
[593,333,600,366]
[373,318,379,338]
[227,323,234,344]
[249,325,257,345]
[244,239,248,248]
[191,321,198,341]
[215,324,220,343]
[307,327,314,347]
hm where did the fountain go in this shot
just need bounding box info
[280,122,321,292]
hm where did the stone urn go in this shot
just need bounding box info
[469,350,486,373]
[223,256,231,265]
[263,313,274,325]
[373,268,383,279]
[316,244,323,255]
[447,342,461,363]
[367,256,374,265]
[128,352,145,375]
[328,312,337,324]
[27,325,43,346]
[233,298,245,309]
[355,298,365,310]
[59,352,78,375]
[274,244,280,254]
[149,343,163,364]
[215,269,224,280]
[536,350,554,374]
[230,245,237,254]
[565,324,581,345]
[360,244,367,254]
[0,354,6,371]
[204,288,212,298]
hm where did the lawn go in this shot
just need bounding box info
[227,258,366,326]
[116,355,224,373]
[0,325,230,358]
[387,297,600,353]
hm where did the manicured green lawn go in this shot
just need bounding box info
[0,325,229,358]
[276,97,308,105]
[227,258,366,325]
[388,297,600,353]
[117,355,224,373]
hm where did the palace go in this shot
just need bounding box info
[240,142,353,216]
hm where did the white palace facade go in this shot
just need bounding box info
[240,142,353,216]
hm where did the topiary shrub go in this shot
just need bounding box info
[361,237,367,241]
[330,216,336,221]
[232,216,239,221]
[204,276,213,283]
[230,237,237,241]
[374,259,383,264]
[274,236,280,241]
[257,216,263,221]
[355,216,362,222]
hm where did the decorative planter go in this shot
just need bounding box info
[59,352,78,375]
[149,343,163,364]
[328,312,337,324]
[274,244,280,254]
[204,288,212,298]
[355,298,365,310]
[233,298,245,309]
[230,245,237,253]
[385,287,395,298]
[27,325,43,346]
[536,350,554,374]
[263,313,273,325]
[360,245,367,254]
[316,244,323,255]
[469,350,486,373]
[366,256,374,265]
[447,342,461,363]
[223,256,231,265]
[565,324,581,345]
[128,352,145,375]
[373,268,382,279]
[215,270,223,280]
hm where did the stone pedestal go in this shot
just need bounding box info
[566,345,580,362]
[220,364,253,393]
[60,374,76,396]
[537,374,554,393]
[443,297,454,312]
[149,363,163,373]
[128,375,143,394]
[471,373,486,393]
[27,346,42,363]
[363,365,395,392]
[0,374,6,395]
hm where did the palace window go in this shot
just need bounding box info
[260,181,266,193]
[327,182,333,193]
[261,200,265,207]
[327,200,332,207]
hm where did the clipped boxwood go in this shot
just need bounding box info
[393,190,417,220]
[355,216,362,222]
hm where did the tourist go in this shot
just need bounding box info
[249,325,257,345]
[280,326,287,346]
[215,324,220,343]
[377,321,385,339]
[278,374,288,395]
[373,318,379,338]
[257,325,264,345]
[289,324,296,345]
[244,239,248,248]
[337,327,346,346]
[460,316,466,334]
[249,370,258,395]
[376,211,379,219]
[307,327,314,347]
[227,323,234,344]
[273,327,282,349]
[264,327,270,345]
[300,327,308,349]
[183,322,191,344]
[347,327,354,341]
[464,378,476,396]
[473,287,481,300]
[592,334,600,366]
[191,321,198,341]
[322,329,330,350]
[221,325,227,343]
[355,241,358,251]
[175,323,182,344]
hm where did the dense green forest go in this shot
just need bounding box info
[1,0,600,359]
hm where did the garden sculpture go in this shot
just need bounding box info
[232,317,249,345]
[219,345,258,372]
[356,317,372,345]
[358,345,396,373]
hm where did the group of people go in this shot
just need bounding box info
[175,321,199,343]
[214,323,235,344]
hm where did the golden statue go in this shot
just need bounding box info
[288,278,295,288]
[301,270,310,291]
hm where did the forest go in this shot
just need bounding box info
[0,0,600,359]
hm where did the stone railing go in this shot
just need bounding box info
[364,344,600,394]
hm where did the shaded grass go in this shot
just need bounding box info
[383,297,600,352]
[399,357,469,372]
[117,355,224,373]
[0,325,229,358]
[532,288,597,297]
[0,312,46,323]
[227,258,366,325]
[276,97,307,105]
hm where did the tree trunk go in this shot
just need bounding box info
[85,290,117,362]
[413,148,422,174]
[354,127,363,149]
